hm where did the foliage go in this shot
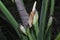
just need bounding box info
[0,0,60,40]
[55,33,60,40]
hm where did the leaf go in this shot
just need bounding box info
[33,11,38,25]
[19,25,27,35]
[0,1,21,39]
[45,29,51,40]
[33,10,39,37]
[45,16,53,34]
[31,28,36,40]
[55,33,60,40]
[26,28,33,40]
[45,0,55,40]
[37,0,49,40]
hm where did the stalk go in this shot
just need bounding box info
[0,1,21,39]
[55,33,60,40]
[45,0,55,40]
[50,0,55,16]
[45,0,55,35]
[37,0,49,40]
[26,28,33,40]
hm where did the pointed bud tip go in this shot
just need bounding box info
[32,1,37,12]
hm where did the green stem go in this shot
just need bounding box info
[45,0,55,40]
[55,33,60,40]
[0,1,21,39]
[50,0,55,16]
[37,0,49,40]
[34,21,39,37]
[26,28,33,40]
[45,0,55,35]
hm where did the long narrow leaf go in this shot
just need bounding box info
[50,0,55,16]
[0,1,21,39]
[45,16,53,34]
[31,29,36,40]
[37,0,49,40]
[33,10,39,37]
[26,28,33,40]
[55,33,60,40]
[45,0,55,39]
[46,28,51,40]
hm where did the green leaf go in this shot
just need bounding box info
[0,1,21,39]
[21,34,28,40]
[45,0,55,40]
[50,0,55,16]
[26,28,33,40]
[55,33,60,40]
[33,11,38,25]
[19,25,27,35]
[33,10,39,37]
[45,16,53,34]
[31,29,36,40]
[45,28,51,40]
[37,0,49,40]
[45,17,53,40]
